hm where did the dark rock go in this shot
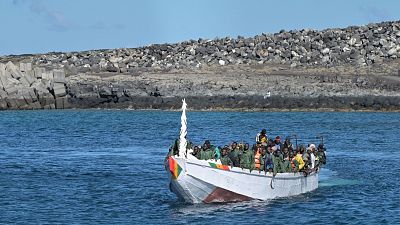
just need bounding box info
[106,66,119,73]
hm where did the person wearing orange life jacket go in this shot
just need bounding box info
[254,145,263,170]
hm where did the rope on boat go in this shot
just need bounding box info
[270,175,275,189]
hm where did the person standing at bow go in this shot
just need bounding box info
[256,129,268,144]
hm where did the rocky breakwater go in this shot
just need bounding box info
[0,62,68,109]
[22,20,400,72]
[1,20,400,111]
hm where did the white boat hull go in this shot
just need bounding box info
[167,156,319,203]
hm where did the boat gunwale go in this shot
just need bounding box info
[184,158,318,180]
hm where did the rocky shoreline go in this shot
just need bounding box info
[1,20,400,111]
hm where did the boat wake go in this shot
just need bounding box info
[318,168,361,187]
[169,199,271,217]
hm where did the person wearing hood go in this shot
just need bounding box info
[228,141,242,167]
[169,137,193,157]
[199,140,215,160]
[220,147,233,166]
[167,139,180,157]
[239,143,255,170]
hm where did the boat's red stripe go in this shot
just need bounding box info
[203,187,253,203]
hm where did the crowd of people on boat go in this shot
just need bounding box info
[168,129,327,175]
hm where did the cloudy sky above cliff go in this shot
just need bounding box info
[1,0,399,55]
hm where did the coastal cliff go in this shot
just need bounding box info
[1,20,400,111]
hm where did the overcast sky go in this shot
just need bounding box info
[0,0,399,56]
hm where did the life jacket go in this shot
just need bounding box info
[260,136,267,143]
[254,150,261,169]
[256,133,268,143]
[291,158,296,170]
[294,154,305,170]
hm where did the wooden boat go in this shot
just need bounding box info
[166,99,319,203]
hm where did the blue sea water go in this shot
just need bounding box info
[0,110,399,224]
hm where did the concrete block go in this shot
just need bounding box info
[53,83,66,97]
[34,67,45,78]
[0,75,7,88]
[0,99,8,109]
[27,102,42,109]
[42,72,53,81]
[5,85,18,95]
[23,94,34,104]
[37,92,54,106]
[6,98,18,109]
[0,63,5,77]
[11,69,23,79]
[44,95,55,106]
[55,97,64,109]
[32,81,48,95]
[53,70,66,83]
[28,88,38,102]
[2,70,12,80]
[43,104,56,109]
[20,72,35,86]
[26,71,35,84]
[0,89,7,99]
[20,76,30,87]
[38,95,46,106]
[26,63,32,71]
[6,77,20,86]
[62,96,69,109]
[55,96,69,109]
[41,77,54,90]
[16,89,30,105]
[15,96,27,108]
[5,61,16,70]
[5,61,23,79]
[37,92,48,106]
[40,78,53,90]
[20,62,32,72]
[0,67,8,87]
[19,63,26,72]
[29,101,42,109]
